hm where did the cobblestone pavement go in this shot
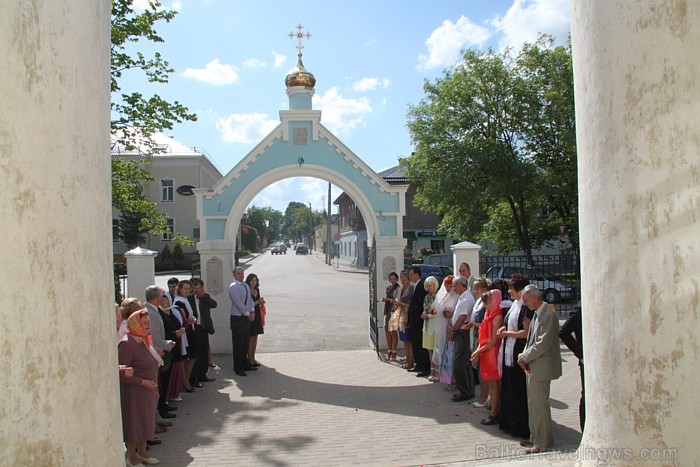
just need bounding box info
[147,347,582,466]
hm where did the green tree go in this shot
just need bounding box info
[246,205,284,243]
[405,35,577,258]
[282,201,307,240]
[111,0,196,243]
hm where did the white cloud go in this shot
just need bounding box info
[352,77,391,92]
[243,58,267,68]
[251,178,343,212]
[215,113,279,144]
[417,16,490,70]
[491,0,570,50]
[313,87,372,136]
[182,58,238,85]
[272,51,287,68]
[132,0,181,11]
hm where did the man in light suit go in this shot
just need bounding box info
[517,285,562,454]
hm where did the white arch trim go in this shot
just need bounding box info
[223,164,383,244]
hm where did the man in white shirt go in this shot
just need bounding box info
[449,275,476,401]
[228,267,255,376]
[459,262,476,295]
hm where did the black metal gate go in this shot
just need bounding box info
[368,237,379,355]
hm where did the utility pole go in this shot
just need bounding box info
[327,182,332,265]
[308,201,313,252]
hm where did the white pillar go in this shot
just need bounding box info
[197,240,235,353]
[451,241,481,276]
[374,238,407,350]
[0,1,121,464]
[124,247,158,299]
[572,1,699,465]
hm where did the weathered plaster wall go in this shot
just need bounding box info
[572,0,699,465]
[0,1,122,464]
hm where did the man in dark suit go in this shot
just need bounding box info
[407,266,430,377]
[188,278,218,384]
[518,285,563,454]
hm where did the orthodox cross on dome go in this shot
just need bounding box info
[288,23,312,58]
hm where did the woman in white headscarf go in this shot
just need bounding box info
[431,275,458,384]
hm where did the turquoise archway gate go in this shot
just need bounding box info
[195,74,407,354]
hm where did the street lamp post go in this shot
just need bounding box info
[308,201,313,252]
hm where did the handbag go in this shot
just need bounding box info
[260,302,267,327]
[388,308,401,332]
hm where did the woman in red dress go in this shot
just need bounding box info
[471,289,504,426]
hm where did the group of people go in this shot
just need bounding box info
[384,263,565,454]
[116,277,218,466]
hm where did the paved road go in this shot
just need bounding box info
[145,252,581,466]
[154,250,370,353]
[239,250,371,353]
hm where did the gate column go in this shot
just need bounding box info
[572,1,699,464]
[198,240,235,354]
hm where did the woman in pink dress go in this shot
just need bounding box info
[118,310,162,466]
[471,289,504,426]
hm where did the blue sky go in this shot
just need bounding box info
[123,0,570,213]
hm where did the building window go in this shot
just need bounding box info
[162,218,174,241]
[193,227,200,242]
[113,219,120,243]
[160,179,174,202]
[430,239,445,254]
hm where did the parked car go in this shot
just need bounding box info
[411,263,453,286]
[295,243,308,255]
[484,265,577,303]
[271,242,287,254]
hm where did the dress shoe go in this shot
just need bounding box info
[192,382,203,388]
[168,397,182,402]
[164,404,177,411]
[156,421,173,428]
[452,394,473,402]
[519,440,534,447]
[200,376,216,382]
[407,367,420,373]
[416,371,431,377]
[243,365,257,371]
[159,412,176,419]
[146,438,161,446]
[235,370,247,376]
[185,387,195,393]
[154,425,167,434]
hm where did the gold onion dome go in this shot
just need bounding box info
[285,56,316,89]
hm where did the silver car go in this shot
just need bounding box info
[484,266,577,303]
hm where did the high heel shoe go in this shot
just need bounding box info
[184,387,195,393]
